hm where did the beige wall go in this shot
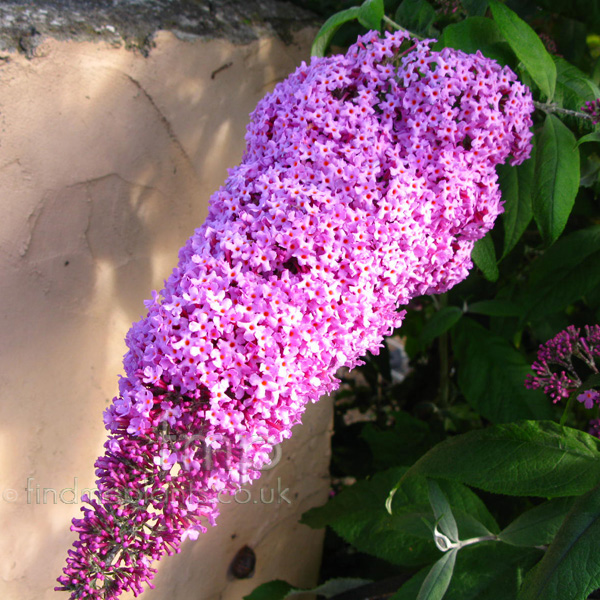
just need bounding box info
[0,29,331,600]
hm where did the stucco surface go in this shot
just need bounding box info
[0,28,331,600]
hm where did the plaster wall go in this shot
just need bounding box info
[0,28,331,600]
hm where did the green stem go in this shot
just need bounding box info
[382,15,424,40]
[533,100,594,122]
[456,534,499,549]
[436,532,500,552]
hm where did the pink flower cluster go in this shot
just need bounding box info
[57,30,533,599]
[525,325,600,403]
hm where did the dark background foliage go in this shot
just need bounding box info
[249,1,600,598]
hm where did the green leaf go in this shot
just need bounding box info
[452,318,552,423]
[498,157,534,259]
[302,468,497,567]
[580,152,600,188]
[488,0,556,100]
[395,0,436,37]
[385,480,498,539]
[358,0,384,30]
[436,17,513,65]
[417,549,458,600]
[301,467,438,566]
[244,581,295,600]
[421,306,463,347]
[444,543,542,600]
[518,481,600,600]
[554,57,600,113]
[391,568,430,600]
[532,114,580,245]
[467,299,522,317]
[519,225,600,321]
[244,578,372,600]
[471,235,499,282]
[311,7,361,57]
[394,545,542,600]
[405,420,600,497]
[296,578,372,598]
[576,131,600,148]
[499,498,574,547]
[460,0,489,16]
[428,480,459,543]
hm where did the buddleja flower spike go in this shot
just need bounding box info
[57,30,533,599]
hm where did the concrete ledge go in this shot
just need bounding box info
[0,0,318,56]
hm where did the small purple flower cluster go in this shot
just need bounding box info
[525,325,600,403]
[57,30,533,599]
[582,99,600,124]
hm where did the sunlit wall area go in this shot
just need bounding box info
[0,20,331,600]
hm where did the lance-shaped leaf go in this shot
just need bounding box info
[489,0,556,100]
[533,114,580,245]
[452,318,552,423]
[358,0,384,30]
[444,544,542,600]
[420,306,463,347]
[244,581,295,600]
[554,57,600,113]
[311,7,360,57]
[499,498,574,547]
[428,480,459,543]
[519,225,600,321]
[303,467,496,567]
[518,481,600,600]
[498,157,534,259]
[472,234,499,282]
[403,421,600,497]
[244,578,372,600]
[395,0,436,37]
[393,544,542,600]
[301,467,438,567]
[577,131,600,148]
[437,17,512,65]
[417,549,458,600]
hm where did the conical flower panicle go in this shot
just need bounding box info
[57,30,533,599]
